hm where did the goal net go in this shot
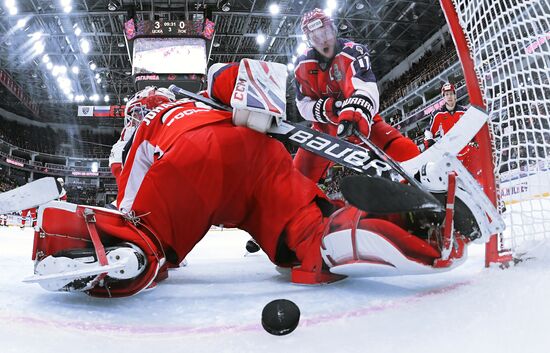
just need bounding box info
[440,0,550,263]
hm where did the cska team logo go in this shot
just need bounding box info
[331,63,343,81]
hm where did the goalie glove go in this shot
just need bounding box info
[312,97,342,125]
[337,94,376,138]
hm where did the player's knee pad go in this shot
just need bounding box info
[320,206,453,277]
[32,201,165,297]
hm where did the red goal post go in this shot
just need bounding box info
[439,0,550,265]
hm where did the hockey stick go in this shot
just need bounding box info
[169,85,443,213]
[168,85,387,174]
[0,177,61,214]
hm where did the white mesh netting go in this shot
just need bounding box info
[450,0,550,255]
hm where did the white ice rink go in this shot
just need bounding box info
[1,225,549,353]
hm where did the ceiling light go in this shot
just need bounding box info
[74,26,81,36]
[32,41,45,55]
[269,4,280,15]
[326,0,337,10]
[339,23,348,30]
[104,95,110,102]
[31,31,43,40]
[323,8,332,17]
[63,6,72,13]
[15,18,28,29]
[95,73,100,79]
[355,2,364,10]
[90,94,99,102]
[123,97,129,102]
[96,78,102,84]
[220,0,230,12]
[80,39,90,54]
[256,34,266,45]
[107,1,118,11]
[89,62,97,70]
[117,42,125,48]
[71,65,79,74]
[213,42,220,48]
[42,55,50,63]
[287,63,295,71]
[8,6,17,15]
[46,62,53,70]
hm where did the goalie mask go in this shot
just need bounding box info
[124,86,176,127]
[301,8,337,59]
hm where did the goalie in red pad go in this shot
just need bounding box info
[26,59,498,297]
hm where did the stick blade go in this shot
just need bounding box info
[341,176,443,214]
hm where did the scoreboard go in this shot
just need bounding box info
[124,18,215,92]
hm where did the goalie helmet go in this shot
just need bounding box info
[124,86,176,127]
[300,8,337,59]
[56,177,64,186]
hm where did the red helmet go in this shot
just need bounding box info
[301,8,334,36]
[441,82,456,95]
[124,86,175,127]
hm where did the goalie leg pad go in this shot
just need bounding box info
[31,201,165,297]
[320,206,466,277]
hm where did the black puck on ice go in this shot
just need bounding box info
[245,239,261,253]
[261,299,300,336]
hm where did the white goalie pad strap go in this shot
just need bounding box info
[230,59,287,118]
[321,229,465,277]
[232,108,281,134]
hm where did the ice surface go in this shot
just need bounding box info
[1,226,549,353]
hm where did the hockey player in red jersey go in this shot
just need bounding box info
[25,60,502,298]
[424,83,467,147]
[56,177,67,201]
[293,8,420,182]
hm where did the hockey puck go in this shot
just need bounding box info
[261,299,300,336]
[245,239,261,253]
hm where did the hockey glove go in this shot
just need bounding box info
[337,94,375,139]
[312,97,342,125]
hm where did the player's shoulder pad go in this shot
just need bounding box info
[340,39,370,59]
[295,48,318,64]
[456,104,467,112]
[435,105,449,114]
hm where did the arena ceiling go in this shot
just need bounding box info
[0,0,446,122]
